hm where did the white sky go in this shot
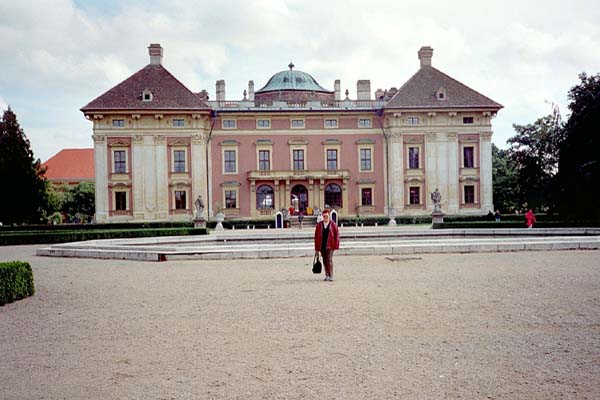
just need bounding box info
[1,0,599,162]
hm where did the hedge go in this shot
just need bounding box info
[0,221,193,232]
[0,261,35,306]
[0,227,207,246]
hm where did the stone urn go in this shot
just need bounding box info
[215,211,225,231]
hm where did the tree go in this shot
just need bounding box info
[62,182,95,222]
[0,108,47,224]
[492,143,518,213]
[507,113,563,212]
[558,73,600,220]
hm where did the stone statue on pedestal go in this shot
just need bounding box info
[194,195,205,218]
[431,188,442,213]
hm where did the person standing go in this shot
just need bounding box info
[314,209,340,281]
[525,209,536,228]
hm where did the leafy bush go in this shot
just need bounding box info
[0,261,34,306]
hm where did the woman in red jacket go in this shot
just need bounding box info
[314,209,340,281]
[525,209,536,229]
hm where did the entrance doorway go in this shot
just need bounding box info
[291,184,308,212]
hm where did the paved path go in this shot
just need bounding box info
[1,245,599,399]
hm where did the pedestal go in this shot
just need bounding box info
[193,217,206,228]
[432,212,444,224]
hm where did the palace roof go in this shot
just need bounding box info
[81,64,210,112]
[385,65,502,110]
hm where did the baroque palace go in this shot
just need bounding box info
[82,44,502,222]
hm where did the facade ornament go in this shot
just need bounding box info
[194,195,205,218]
[428,112,436,117]
[447,132,458,140]
[448,112,457,117]
[431,188,442,213]
[92,135,106,144]
[345,89,350,100]
[481,132,493,141]
[426,132,437,140]
[133,135,144,144]
[132,114,141,120]
[153,135,166,144]
[192,134,206,144]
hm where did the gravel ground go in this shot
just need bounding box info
[1,245,599,399]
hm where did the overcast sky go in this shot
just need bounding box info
[1,0,599,162]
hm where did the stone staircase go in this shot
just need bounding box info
[290,215,318,228]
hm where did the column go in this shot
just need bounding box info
[480,131,493,212]
[425,133,438,211]
[154,135,168,219]
[132,135,145,220]
[93,135,108,222]
[388,131,404,213]
[143,135,157,219]
[447,132,459,213]
[191,131,208,217]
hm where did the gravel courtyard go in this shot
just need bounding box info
[1,245,599,399]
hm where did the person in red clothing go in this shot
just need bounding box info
[314,209,340,281]
[525,209,536,228]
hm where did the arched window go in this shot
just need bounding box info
[325,183,342,209]
[257,185,274,209]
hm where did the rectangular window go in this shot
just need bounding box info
[325,119,338,128]
[259,150,270,171]
[291,119,305,128]
[358,118,372,127]
[407,117,419,125]
[408,147,419,169]
[112,119,125,127]
[327,149,338,170]
[222,119,236,129]
[463,117,474,124]
[293,149,304,171]
[175,190,186,209]
[464,185,475,204]
[409,186,420,205]
[172,119,185,127]
[114,150,126,173]
[224,150,236,173]
[463,146,474,168]
[173,150,186,173]
[225,190,237,209]
[257,119,270,128]
[115,191,127,211]
[361,188,373,206]
[360,148,372,171]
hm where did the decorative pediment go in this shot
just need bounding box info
[355,138,375,144]
[322,139,342,145]
[109,140,129,147]
[220,140,240,146]
[404,177,424,183]
[288,138,309,145]
[255,139,273,145]
[221,181,241,187]
[169,140,188,147]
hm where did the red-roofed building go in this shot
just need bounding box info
[43,149,94,186]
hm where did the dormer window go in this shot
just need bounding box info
[436,87,447,100]
[142,89,153,102]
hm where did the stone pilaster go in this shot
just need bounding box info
[480,131,493,212]
[132,135,145,220]
[388,129,403,213]
[191,132,208,219]
[92,135,108,222]
[446,132,459,213]
[425,132,439,210]
[154,135,168,219]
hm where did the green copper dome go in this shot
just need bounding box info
[256,62,332,93]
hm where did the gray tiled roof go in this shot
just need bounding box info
[384,66,502,110]
[81,64,210,112]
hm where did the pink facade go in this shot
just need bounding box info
[211,114,384,218]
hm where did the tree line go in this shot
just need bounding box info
[492,72,599,220]
[1,72,598,225]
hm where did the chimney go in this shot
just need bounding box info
[248,80,254,101]
[148,43,163,65]
[375,88,385,101]
[418,46,433,68]
[216,80,226,101]
[357,80,371,100]
[334,80,341,101]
